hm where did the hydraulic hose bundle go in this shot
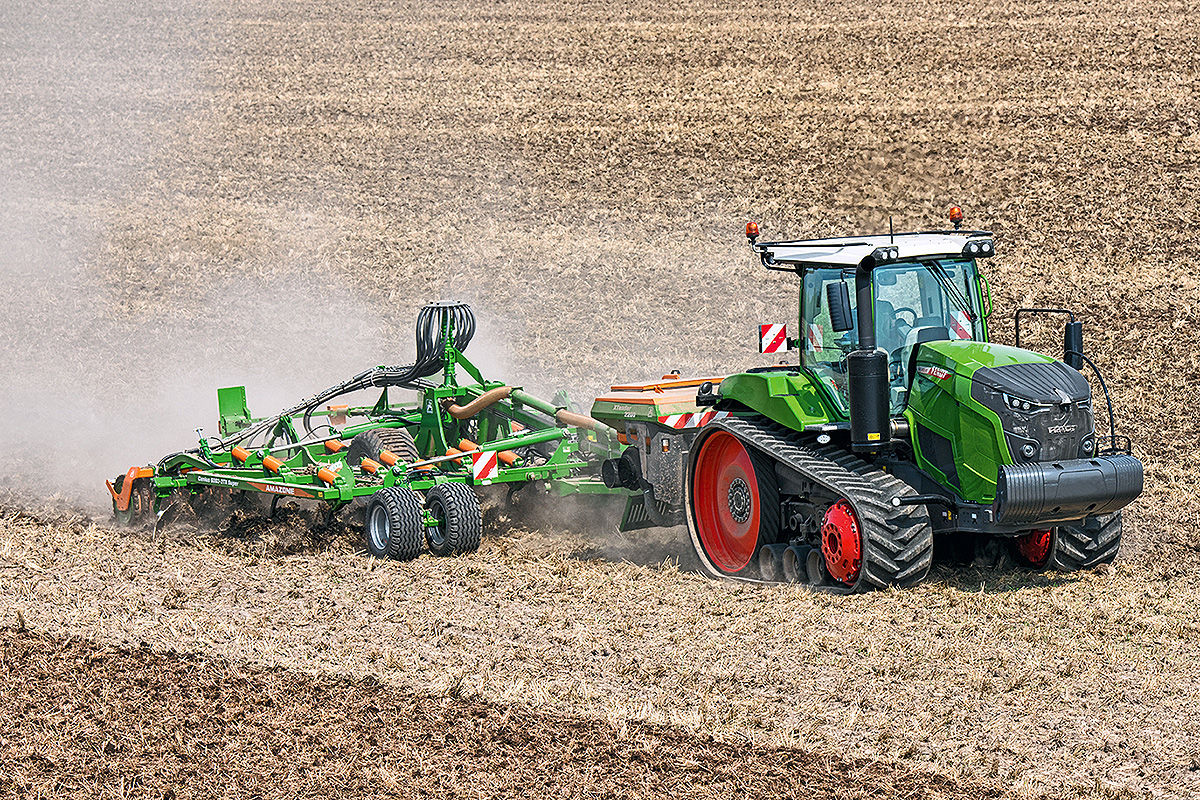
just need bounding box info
[158,302,477,470]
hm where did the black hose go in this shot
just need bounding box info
[1080,354,1118,452]
[298,302,475,434]
[216,302,476,448]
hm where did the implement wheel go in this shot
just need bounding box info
[112,474,135,526]
[689,429,780,577]
[364,487,425,561]
[347,430,386,466]
[424,483,483,556]
[112,475,154,527]
[376,428,420,463]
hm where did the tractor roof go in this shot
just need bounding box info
[752,229,994,271]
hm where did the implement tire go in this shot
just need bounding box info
[347,430,385,466]
[424,483,483,556]
[376,428,420,463]
[364,487,425,561]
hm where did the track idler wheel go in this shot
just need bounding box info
[364,487,425,561]
[424,483,483,556]
[689,430,780,576]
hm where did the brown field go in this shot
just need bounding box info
[0,0,1198,797]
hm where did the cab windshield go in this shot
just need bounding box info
[801,259,984,413]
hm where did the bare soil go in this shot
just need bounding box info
[1,0,1198,797]
[0,627,1000,799]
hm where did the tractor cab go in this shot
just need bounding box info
[752,224,993,417]
[802,256,987,413]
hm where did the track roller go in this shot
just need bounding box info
[757,544,789,582]
[781,545,811,584]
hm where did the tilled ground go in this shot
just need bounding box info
[1,0,1199,797]
[2,496,1198,799]
[0,627,999,800]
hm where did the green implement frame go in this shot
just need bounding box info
[138,305,631,527]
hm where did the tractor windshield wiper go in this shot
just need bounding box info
[924,260,975,322]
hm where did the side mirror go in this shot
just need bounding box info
[1063,320,1084,371]
[826,282,854,332]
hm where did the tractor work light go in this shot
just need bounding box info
[963,238,995,259]
[870,246,899,263]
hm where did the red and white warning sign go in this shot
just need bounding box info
[471,450,499,481]
[950,310,972,339]
[759,323,789,354]
[657,410,732,429]
[807,323,823,352]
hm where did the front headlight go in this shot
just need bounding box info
[1001,392,1053,413]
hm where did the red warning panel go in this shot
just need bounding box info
[471,450,499,481]
[759,323,788,354]
[950,309,972,339]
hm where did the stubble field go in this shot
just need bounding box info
[1,0,1198,797]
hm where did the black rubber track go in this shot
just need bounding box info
[364,487,425,561]
[1049,512,1122,571]
[688,416,933,591]
[424,483,483,556]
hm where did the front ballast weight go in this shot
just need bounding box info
[107,301,631,562]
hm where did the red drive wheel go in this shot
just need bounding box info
[1015,528,1054,569]
[691,430,776,575]
[821,499,863,586]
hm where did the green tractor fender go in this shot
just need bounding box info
[716,370,844,431]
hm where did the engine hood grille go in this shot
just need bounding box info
[972,361,1090,404]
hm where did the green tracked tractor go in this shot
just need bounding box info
[590,210,1143,590]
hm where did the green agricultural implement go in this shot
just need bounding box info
[107,302,633,560]
[109,208,1144,591]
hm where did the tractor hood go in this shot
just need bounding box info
[906,338,1099,505]
[912,340,1088,403]
[915,339,1055,376]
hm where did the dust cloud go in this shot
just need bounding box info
[0,2,404,510]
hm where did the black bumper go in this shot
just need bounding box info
[994,454,1143,526]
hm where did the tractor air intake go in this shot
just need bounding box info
[848,349,890,452]
[848,256,890,453]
